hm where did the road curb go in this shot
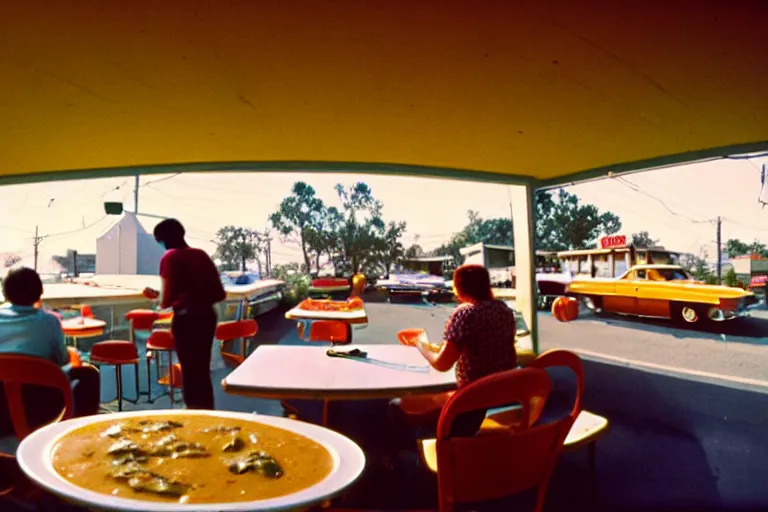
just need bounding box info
[575,348,768,395]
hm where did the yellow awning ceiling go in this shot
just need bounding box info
[1,1,767,186]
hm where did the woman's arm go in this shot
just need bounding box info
[416,338,460,372]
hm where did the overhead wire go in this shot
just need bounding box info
[612,176,715,224]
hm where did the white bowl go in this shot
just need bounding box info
[17,409,366,511]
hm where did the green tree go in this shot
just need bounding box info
[3,253,21,268]
[269,182,326,271]
[434,210,513,265]
[375,221,407,277]
[304,206,343,272]
[405,244,424,259]
[723,266,740,287]
[215,226,261,272]
[333,182,388,273]
[534,189,621,251]
[680,248,718,285]
[725,238,768,258]
[631,231,659,248]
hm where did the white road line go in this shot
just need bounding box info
[574,348,768,390]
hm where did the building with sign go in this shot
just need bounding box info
[557,236,682,278]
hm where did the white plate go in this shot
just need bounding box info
[17,409,366,512]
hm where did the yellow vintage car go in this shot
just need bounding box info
[566,264,758,324]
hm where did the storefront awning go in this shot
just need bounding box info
[0,1,766,186]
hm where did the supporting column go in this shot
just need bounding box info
[510,184,539,354]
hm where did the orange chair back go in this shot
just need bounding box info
[146,330,175,350]
[397,328,425,346]
[216,319,258,342]
[80,304,94,319]
[525,349,585,427]
[0,355,74,441]
[435,367,573,512]
[347,296,364,309]
[306,320,350,345]
[125,309,159,331]
[67,347,82,368]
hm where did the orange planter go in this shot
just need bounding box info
[551,296,579,322]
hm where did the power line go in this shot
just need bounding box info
[140,173,182,188]
[39,215,110,241]
[612,176,714,224]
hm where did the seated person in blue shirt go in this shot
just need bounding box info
[0,267,101,435]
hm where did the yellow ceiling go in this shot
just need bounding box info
[1,1,767,186]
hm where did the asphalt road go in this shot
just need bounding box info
[539,306,768,390]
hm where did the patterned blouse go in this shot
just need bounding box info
[444,299,518,388]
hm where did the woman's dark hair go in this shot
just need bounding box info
[153,218,186,247]
[2,267,44,306]
[453,264,493,302]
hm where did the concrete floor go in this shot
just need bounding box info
[4,300,768,511]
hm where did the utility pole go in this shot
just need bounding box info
[133,175,140,213]
[265,237,272,278]
[32,225,46,271]
[716,216,722,285]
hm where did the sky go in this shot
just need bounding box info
[0,155,766,273]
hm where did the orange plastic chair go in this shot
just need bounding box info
[89,340,140,411]
[216,319,258,366]
[80,304,94,319]
[144,330,179,404]
[301,320,351,346]
[484,349,607,500]
[0,355,74,440]
[419,367,575,512]
[0,355,74,500]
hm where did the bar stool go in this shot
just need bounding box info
[145,330,179,404]
[125,309,160,343]
[216,319,258,367]
[89,340,140,412]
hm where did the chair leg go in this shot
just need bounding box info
[116,365,123,412]
[168,352,175,408]
[134,363,140,400]
[146,355,153,403]
[322,399,330,427]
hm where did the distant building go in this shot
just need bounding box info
[53,249,96,276]
[96,212,164,275]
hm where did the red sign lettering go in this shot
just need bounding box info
[600,235,627,249]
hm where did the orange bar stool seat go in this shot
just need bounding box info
[145,330,179,405]
[89,340,140,412]
[216,319,258,367]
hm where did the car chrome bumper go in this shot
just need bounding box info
[712,308,750,321]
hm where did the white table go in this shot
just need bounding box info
[222,344,457,425]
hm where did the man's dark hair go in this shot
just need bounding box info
[2,267,44,306]
[153,218,186,246]
[453,264,493,302]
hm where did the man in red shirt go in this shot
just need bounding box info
[151,219,226,409]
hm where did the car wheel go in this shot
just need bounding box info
[673,302,704,324]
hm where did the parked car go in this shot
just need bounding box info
[566,264,758,324]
